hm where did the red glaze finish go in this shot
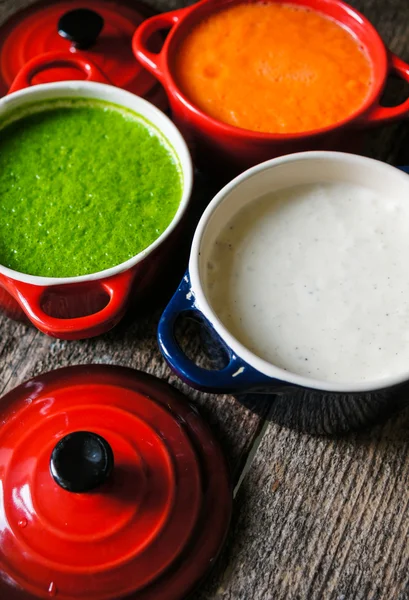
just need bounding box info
[0,0,167,109]
[0,365,232,600]
[133,0,409,170]
[2,269,133,339]
[8,51,111,93]
[0,223,187,340]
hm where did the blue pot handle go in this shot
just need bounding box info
[157,273,274,393]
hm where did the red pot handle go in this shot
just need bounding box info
[132,7,191,82]
[7,269,134,340]
[8,51,111,94]
[363,53,409,124]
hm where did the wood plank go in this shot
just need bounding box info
[2,0,409,598]
[193,408,409,599]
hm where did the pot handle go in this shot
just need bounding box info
[157,273,273,393]
[132,7,191,82]
[363,53,409,124]
[7,269,133,340]
[8,51,111,94]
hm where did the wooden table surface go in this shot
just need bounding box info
[1,0,409,598]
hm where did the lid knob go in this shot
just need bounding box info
[58,9,104,50]
[50,431,114,493]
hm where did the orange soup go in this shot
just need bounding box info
[174,3,373,134]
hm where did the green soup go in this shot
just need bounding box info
[0,99,183,278]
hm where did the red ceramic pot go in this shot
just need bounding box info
[133,0,409,171]
[0,365,232,600]
[0,53,193,340]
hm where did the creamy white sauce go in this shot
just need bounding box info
[205,182,409,384]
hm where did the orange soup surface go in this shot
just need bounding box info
[174,3,373,134]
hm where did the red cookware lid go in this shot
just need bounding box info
[0,0,161,97]
[0,365,231,600]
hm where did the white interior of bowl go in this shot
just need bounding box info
[189,151,409,392]
[0,81,193,285]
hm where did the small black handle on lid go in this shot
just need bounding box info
[50,432,114,493]
[58,9,104,50]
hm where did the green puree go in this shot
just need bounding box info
[0,99,182,277]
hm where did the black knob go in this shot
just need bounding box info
[50,432,114,493]
[58,9,104,50]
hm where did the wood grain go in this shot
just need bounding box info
[2,0,409,599]
[193,407,409,600]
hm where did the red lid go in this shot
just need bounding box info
[0,0,162,98]
[0,366,231,600]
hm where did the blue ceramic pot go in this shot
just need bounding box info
[158,154,409,434]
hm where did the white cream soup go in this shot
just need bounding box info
[205,182,409,384]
